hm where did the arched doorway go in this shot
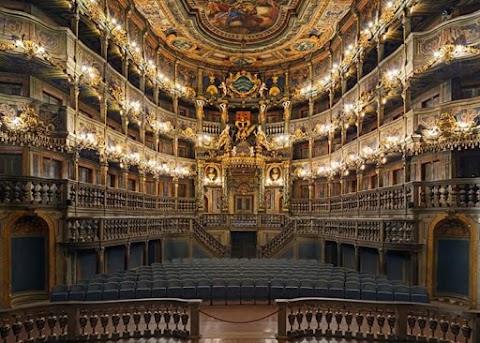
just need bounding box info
[433,218,470,300]
[10,216,49,296]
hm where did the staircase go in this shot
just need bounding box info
[192,219,228,257]
[261,220,296,258]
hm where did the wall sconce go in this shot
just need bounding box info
[14,35,45,60]
[80,65,101,87]
[77,131,99,150]
[105,144,124,161]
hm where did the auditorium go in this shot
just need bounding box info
[0,0,479,341]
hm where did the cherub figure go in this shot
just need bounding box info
[258,82,268,97]
[219,81,228,97]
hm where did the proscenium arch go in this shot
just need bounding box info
[1,211,56,305]
[427,214,478,306]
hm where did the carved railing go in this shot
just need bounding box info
[200,214,228,227]
[72,182,196,213]
[192,220,227,257]
[199,214,286,228]
[261,220,295,257]
[0,176,197,213]
[0,176,67,207]
[229,214,258,227]
[259,214,287,228]
[276,298,475,342]
[202,122,221,135]
[415,179,480,209]
[291,178,480,216]
[0,298,201,342]
[65,217,227,256]
[266,122,285,135]
[261,219,416,257]
[66,218,191,243]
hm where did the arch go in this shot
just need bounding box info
[1,212,56,305]
[427,214,478,306]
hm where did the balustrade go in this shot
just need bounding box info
[192,220,227,257]
[70,182,196,213]
[277,298,475,343]
[265,123,285,135]
[0,177,66,206]
[200,214,228,227]
[202,122,221,135]
[261,220,296,257]
[291,178,480,215]
[230,214,258,227]
[0,299,200,343]
[262,219,416,257]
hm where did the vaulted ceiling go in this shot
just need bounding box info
[133,0,353,68]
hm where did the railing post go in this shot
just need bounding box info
[395,305,408,341]
[277,302,287,340]
[66,304,80,340]
[380,220,385,242]
[190,302,200,338]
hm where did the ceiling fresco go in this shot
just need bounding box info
[134,0,353,68]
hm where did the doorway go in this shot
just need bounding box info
[231,231,257,258]
[10,216,49,294]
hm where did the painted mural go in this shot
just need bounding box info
[203,0,283,34]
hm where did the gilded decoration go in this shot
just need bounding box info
[134,0,352,67]
[226,71,263,98]
[235,112,256,141]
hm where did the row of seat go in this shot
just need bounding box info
[51,278,428,303]
[51,258,428,303]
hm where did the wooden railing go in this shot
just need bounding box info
[0,176,68,207]
[261,218,416,257]
[73,182,196,213]
[65,217,227,256]
[0,177,196,213]
[0,298,201,342]
[276,298,476,342]
[291,178,480,216]
[192,220,228,257]
[200,214,287,228]
[261,220,295,257]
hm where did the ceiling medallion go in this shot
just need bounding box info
[229,56,257,67]
[291,38,319,54]
[167,35,197,52]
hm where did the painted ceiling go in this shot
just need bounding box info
[133,0,353,68]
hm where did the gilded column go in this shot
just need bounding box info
[282,100,291,134]
[197,161,205,211]
[195,98,205,133]
[258,164,266,212]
